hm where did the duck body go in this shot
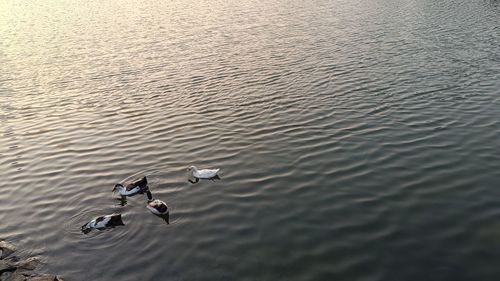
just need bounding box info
[146,191,168,215]
[146,191,169,224]
[189,166,220,179]
[81,213,124,234]
[113,176,148,196]
[147,199,169,215]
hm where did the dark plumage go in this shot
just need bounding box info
[81,214,125,234]
[113,176,149,196]
[107,214,125,226]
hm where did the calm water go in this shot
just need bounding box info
[1,0,500,280]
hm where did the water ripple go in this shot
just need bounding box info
[1,0,500,280]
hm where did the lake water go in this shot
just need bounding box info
[1,0,500,280]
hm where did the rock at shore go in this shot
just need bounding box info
[0,242,16,260]
[0,260,16,274]
[4,271,25,281]
[0,271,12,281]
[0,241,63,281]
[27,274,55,281]
[15,257,41,271]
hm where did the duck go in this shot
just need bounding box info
[146,190,169,224]
[188,165,220,179]
[112,176,149,196]
[81,213,124,234]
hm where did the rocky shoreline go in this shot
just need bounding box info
[0,241,63,281]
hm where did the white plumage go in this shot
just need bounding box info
[114,185,141,196]
[85,216,112,229]
[113,176,148,196]
[81,213,124,234]
[188,165,220,179]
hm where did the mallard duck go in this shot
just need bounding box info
[146,190,169,224]
[81,213,124,234]
[188,166,220,179]
[112,176,148,196]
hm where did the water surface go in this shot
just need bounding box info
[1,0,500,280]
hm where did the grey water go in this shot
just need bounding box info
[1,0,500,280]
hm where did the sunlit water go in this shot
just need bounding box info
[1,0,500,280]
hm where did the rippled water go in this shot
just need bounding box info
[1,0,500,280]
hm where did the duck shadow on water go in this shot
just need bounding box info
[188,175,221,184]
[150,212,170,224]
[115,196,128,207]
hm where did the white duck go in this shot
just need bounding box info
[188,165,220,179]
[146,190,169,224]
[81,213,124,234]
[112,176,149,196]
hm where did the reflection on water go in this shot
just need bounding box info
[1,0,500,280]
[188,175,221,184]
[115,196,128,207]
[149,213,170,225]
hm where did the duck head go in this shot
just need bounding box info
[146,190,153,202]
[187,165,197,171]
[112,184,124,192]
[81,223,92,234]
